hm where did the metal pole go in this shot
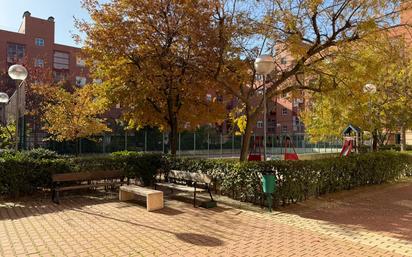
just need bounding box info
[178,132,181,156]
[263,75,267,161]
[144,129,147,152]
[15,81,21,151]
[232,133,235,155]
[194,132,196,154]
[207,130,210,158]
[220,133,223,158]
[124,129,127,151]
[162,132,165,153]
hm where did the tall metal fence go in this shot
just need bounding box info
[41,127,343,158]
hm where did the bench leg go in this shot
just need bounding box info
[147,192,164,211]
[207,186,214,202]
[119,190,134,201]
[53,190,60,204]
[193,187,196,207]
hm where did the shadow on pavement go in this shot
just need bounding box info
[280,181,412,242]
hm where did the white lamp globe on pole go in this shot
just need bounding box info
[0,92,9,103]
[254,55,275,161]
[8,65,28,81]
[8,64,28,150]
[0,92,8,126]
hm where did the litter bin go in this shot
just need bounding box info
[261,173,276,212]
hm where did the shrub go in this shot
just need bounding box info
[167,152,412,207]
[111,151,163,186]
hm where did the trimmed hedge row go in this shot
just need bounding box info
[1,149,411,208]
[166,152,412,206]
[0,149,162,197]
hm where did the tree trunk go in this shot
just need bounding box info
[240,113,257,162]
[169,118,178,156]
[372,130,378,152]
[400,124,406,152]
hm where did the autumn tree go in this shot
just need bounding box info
[39,84,110,153]
[215,0,404,160]
[301,35,412,150]
[77,0,228,155]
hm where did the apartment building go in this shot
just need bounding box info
[0,12,91,148]
[0,11,88,89]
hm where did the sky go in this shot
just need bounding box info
[0,0,92,47]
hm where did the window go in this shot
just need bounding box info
[53,70,68,82]
[282,125,288,133]
[34,58,44,68]
[93,79,103,85]
[7,43,25,63]
[282,107,288,115]
[76,56,86,67]
[206,94,212,102]
[257,121,263,128]
[54,51,69,70]
[76,76,87,87]
[35,38,45,46]
[280,57,287,64]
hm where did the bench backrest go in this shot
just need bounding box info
[52,170,124,182]
[168,170,212,184]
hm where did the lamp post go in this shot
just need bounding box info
[254,55,275,161]
[0,92,9,126]
[8,64,28,151]
[363,83,377,152]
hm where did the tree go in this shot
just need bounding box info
[301,34,412,150]
[39,84,110,153]
[77,0,228,155]
[215,0,404,160]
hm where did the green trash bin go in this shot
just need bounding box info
[262,173,276,212]
[262,174,276,193]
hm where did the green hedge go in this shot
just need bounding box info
[1,149,411,207]
[166,152,412,206]
[0,150,162,197]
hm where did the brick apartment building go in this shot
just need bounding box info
[0,11,90,148]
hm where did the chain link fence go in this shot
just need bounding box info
[29,126,343,158]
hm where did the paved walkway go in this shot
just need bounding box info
[0,181,411,257]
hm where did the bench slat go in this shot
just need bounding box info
[56,182,124,191]
[169,170,212,184]
[52,170,124,182]
[156,182,206,192]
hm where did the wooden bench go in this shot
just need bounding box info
[155,170,214,207]
[52,170,126,204]
[119,185,164,211]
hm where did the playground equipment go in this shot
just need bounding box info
[284,136,299,160]
[340,137,354,157]
[340,124,362,157]
[248,136,263,161]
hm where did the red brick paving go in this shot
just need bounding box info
[0,184,411,257]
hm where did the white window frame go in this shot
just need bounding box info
[257,121,263,128]
[76,76,87,87]
[34,58,44,68]
[281,107,288,116]
[35,38,45,46]
[282,125,288,133]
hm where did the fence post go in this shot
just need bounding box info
[232,133,235,155]
[207,130,210,158]
[162,132,165,153]
[178,132,181,156]
[194,132,196,155]
[144,129,147,152]
[124,129,128,151]
[220,133,223,158]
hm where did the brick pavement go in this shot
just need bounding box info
[0,187,411,257]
